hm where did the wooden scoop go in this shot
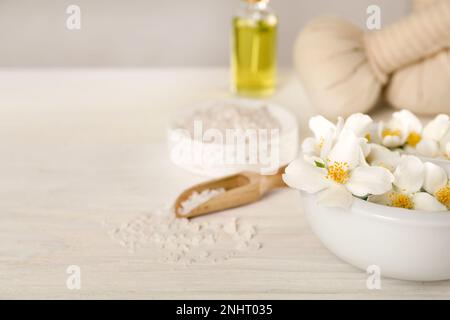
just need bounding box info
[174,166,287,219]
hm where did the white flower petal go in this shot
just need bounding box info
[319,130,335,159]
[359,138,371,158]
[393,155,424,194]
[316,184,353,209]
[368,193,391,206]
[441,130,450,157]
[367,144,401,172]
[423,162,448,194]
[309,115,336,140]
[367,122,382,144]
[334,117,345,138]
[358,147,370,167]
[283,158,330,193]
[346,166,394,197]
[416,138,440,158]
[413,192,448,212]
[423,114,450,141]
[382,135,403,148]
[327,128,361,169]
[301,137,318,156]
[303,154,325,167]
[380,110,422,148]
[344,113,373,137]
[403,145,418,155]
[392,109,423,134]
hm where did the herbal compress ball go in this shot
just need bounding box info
[294,0,450,118]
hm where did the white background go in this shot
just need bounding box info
[0,0,410,67]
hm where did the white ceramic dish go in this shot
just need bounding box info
[168,98,299,177]
[302,191,450,281]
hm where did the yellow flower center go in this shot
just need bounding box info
[326,161,350,184]
[365,133,371,142]
[389,193,414,210]
[382,128,402,138]
[406,131,422,147]
[435,186,450,208]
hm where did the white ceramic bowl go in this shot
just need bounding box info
[168,98,299,177]
[302,193,450,282]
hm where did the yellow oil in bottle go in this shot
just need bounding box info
[232,16,277,97]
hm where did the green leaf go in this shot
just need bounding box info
[314,160,325,168]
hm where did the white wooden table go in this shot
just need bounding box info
[0,68,448,299]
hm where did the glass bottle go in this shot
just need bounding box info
[231,0,277,97]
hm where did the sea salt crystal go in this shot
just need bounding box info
[106,205,262,265]
[240,225,256,241]
[222,217,237,235]
[169,100,299,178]
[203,233,215,245]
[179,103,281,138]
[249,242,262,250]
[177,188,226,216]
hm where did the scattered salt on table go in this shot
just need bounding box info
[106,205,262,265]
[177,188,226,216]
